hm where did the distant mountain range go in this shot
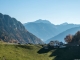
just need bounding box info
[46,26,80,43]
[0,13,43,44]
[24,19,80,42]
[34,19,51,24]
[24,19,57,41]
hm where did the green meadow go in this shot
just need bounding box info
[0,44,54,60]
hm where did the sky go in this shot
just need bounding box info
[0,0,80,25]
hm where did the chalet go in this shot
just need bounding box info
[49,41,54,46]
[48,41,66,48]
[48,41,59,48]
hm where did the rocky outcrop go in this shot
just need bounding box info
[0,13,43,44]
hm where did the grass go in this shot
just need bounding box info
[0,43,80,60]
[0,44,54,60]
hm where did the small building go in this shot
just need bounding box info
[49,41,54,46]
[48,41,59,48]
[48,41,66,48]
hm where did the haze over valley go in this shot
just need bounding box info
[24,19,80,43]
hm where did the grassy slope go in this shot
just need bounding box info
[0,42,80,60]
[0,44,54,60]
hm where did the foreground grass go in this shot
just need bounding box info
[0,44,54,60]
[0,43,80,60]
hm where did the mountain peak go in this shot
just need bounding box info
[0,13,4,18]
[0,13,43,44]
[61,22,68,25]
[34,19,51,24]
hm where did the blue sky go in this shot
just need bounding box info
[0,0,80,24]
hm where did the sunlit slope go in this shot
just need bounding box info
[0,44,54,60]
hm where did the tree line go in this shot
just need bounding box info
[64,31,80,45]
